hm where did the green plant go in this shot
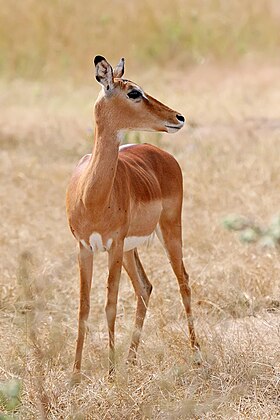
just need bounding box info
[223,214,280,248]
[0,379,21,418]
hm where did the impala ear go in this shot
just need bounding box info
[93,55,114,92]
[113,57,125,79]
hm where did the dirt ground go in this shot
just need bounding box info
[0,62,279,418]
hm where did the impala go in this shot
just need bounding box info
[66,55,201,381]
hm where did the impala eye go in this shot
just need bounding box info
[127,89,142,100]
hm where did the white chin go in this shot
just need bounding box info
[166,127,180,133]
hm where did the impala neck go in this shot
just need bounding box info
[83,123,120,207]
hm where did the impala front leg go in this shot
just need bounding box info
[105,241,123,376]
[72,242,93,384]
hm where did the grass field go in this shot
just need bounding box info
[0,0,280,418]
[0,0,280,80]
[0,61,279,418]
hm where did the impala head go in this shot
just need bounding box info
[93,55,185,134]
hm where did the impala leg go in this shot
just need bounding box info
[106,243,123,376]
[72,242,93,383]
[123,249,153,363]
[159,216,202,364]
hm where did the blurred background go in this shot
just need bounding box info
[0,1,280,418]
[0,0,280,80]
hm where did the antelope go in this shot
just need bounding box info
[66,55,201,381]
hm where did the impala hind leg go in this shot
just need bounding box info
[72,242,93,384]
[158,216,202,364]
[123,249,153,363]
[106,243,123,376]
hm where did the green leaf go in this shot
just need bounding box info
[223,214,250,231]
[259,235,277,249]
[239,228,258,243]
[0,379,21,412]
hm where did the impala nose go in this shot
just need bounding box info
[176,114,185,123]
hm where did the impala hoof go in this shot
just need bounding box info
[127,359,137,366]
[127,355,137,366]
[193,347,203,366]
[127,348,137,366]
[108,365,116,381]
[70,371,82,387]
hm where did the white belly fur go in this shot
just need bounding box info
[123,232,155,252]
[81,231,156,254]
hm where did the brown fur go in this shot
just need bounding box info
[66,56,201,381]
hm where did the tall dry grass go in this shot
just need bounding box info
[0,0,280,80]
[0,1,280,417]
[0,61,279,418]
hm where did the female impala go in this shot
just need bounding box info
[66,55,201,381]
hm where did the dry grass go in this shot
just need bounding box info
[0,0,280,80]
[0,62,280,418]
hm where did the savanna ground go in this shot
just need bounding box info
[1,1,280,419]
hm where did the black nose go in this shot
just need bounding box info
[176,114,185,123]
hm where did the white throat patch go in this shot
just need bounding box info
[119,143,136,151]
